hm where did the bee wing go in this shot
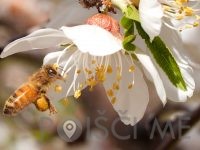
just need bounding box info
[0,29,69,58]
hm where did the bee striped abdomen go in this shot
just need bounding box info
[3,83,39,115]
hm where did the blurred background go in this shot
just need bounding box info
[0,0,200,150]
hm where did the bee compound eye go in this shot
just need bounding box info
[48,68,57,77]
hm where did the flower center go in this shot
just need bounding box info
[162,0,200,30]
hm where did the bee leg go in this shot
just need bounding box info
[34,96,49,112]
[48,102,57,115]
[43,96,57,115]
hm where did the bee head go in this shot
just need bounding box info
[43,64,63,80]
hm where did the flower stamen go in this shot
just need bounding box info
[162,0,200,30]
[74,89,81,99]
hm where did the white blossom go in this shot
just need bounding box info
[0,25,158,125]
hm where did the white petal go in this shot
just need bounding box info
[0,28,69,58]
[180,27,200,64]
[47,0,96,28]
[135,50,166,105]
[61,25,122,56]
[158,25,195,101]
[158,0,169,4]
[192,68,200,93]
[44,49,87,100]
[139,0,163,40]
[43,51,63,65]
[159,64,195,102]
[180,28,200,92]
[160,23,190,65]
[103,53,149,125]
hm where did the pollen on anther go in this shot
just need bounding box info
[193,22,199,27]
[61,98,70,106]
[128,84,134,89]
[74,90,81,99]
[184,7,194,16]
[113,82,119,90]
[107,65,113,73]
[87,77,97,91]
[116,73,121,81]
[79,83,83,89]
[129,66,135,72]
[92,60,96,64]
[85,68,92,75]
[55,85,62,93]
[76,69,81,74]
[107,89,114,97]
[96,66,106,82]
[111,97,116,105]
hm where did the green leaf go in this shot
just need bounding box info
[123,35,136,51]
[123,5,140,22]
[135,21,187,91]
[120,16,136,52]
[120,16,133,29]
[120,16,134,36]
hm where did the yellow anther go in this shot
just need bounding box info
[97,73,106,82]
[116,66,121,80]
[107,65,113,74]
[85,68,92,75]
[113,82,119,90]
[96,66,106,82]
[128,84,134,89]
[184,7,194,16]
[175,0,188,5]
[54,85,62,93]
[116,74,122,81]
[163,5,171,12]
[176,14,184,20]
[193,21,199,27]
[163,0,199,31]
[74,90,81,99]
[87,77,97,90]
[180,0,188,3]
[129,66,135,72]
[107,89,114,97]
[76,69,81,74]
[111,97,116,105]
[61,98,70,106]
[185,24,194,28]
[79,84,83,89]
[92,60,96,64]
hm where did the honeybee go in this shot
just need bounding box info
[3,64,63,116]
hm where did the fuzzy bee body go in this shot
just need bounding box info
[3,64,63,116]
[4,83,39,115]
